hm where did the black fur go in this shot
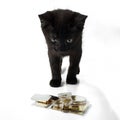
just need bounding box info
[38,9,87,87]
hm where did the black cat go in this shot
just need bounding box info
[38,9,87,87]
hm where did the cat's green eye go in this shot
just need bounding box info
[51,39,57,43]
[66,39,73,43]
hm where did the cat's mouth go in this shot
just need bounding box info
[54,45,70,52]
[53,47,71,56]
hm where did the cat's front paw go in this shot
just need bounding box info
[50,79,61,87]
[66,76,78,84]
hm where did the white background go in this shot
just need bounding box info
[0,0,120,120]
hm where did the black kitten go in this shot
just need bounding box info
[38,9,87,87]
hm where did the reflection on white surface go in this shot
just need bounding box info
[48,81,119,120]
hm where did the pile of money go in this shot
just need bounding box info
[31,92,89,115]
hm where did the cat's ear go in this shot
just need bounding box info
[75,13,87,25]
[38,14,46,28]
[74,13,87,30]
[38,11,53,28]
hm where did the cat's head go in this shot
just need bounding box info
[38,9,87,54]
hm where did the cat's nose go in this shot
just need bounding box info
[54,45,66,52]
[60,47,66,51]
[60,45,69,52]
[54,43,69,52]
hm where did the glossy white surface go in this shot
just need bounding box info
[0,0,120,119]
